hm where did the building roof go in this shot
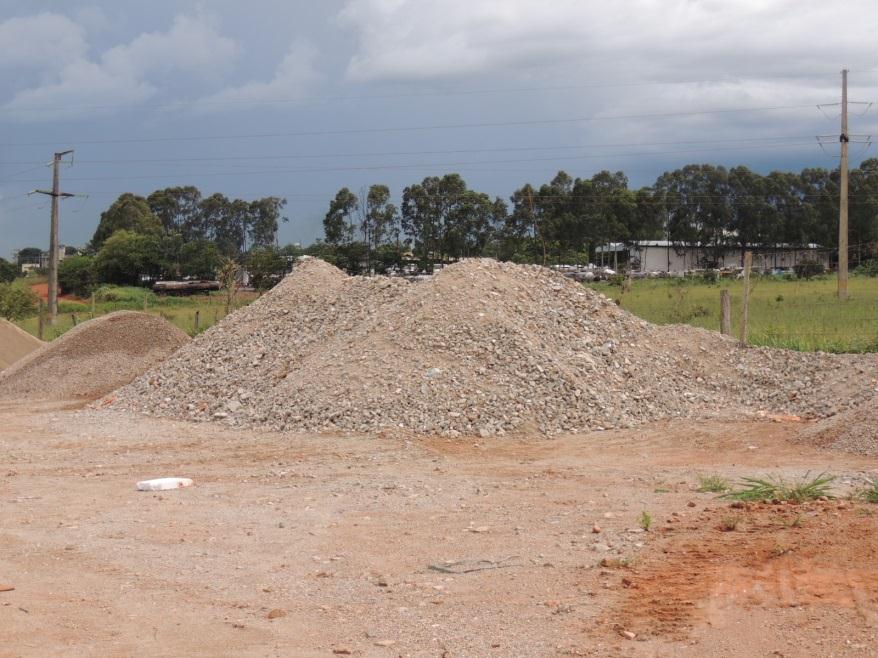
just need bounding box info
[596,241,825,253]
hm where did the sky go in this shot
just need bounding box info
[2,0,878,257]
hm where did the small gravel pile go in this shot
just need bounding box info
[799,393,878,456]
[111,258,878,436]
[0,311,189,401]
[0,319,43,370]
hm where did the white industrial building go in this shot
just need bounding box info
[595,241,831,273]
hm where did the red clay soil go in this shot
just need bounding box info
[607,502,878,643]
[29,282,81,302]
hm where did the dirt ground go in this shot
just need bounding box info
[1,401,877,657]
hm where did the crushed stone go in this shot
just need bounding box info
[109,258,878,437]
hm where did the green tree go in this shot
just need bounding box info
[401,174,467,270]
[246,247,286,290]
[91,193,163,250]
[57,255,95,297]
[179,241,221,279]
[15,247,42,267]
[93,230,165,286]
[248,197,287,248]
[324,188,359,247]
[147,186,204,240]
[0,258,18,283]
[200,193,251,257]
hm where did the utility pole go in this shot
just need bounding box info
[838,69,849,301]
[32,150,75,325]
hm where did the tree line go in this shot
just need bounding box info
[320,160,878,272]
[8,160,878,300]
[55,187,288,295]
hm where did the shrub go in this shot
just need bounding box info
[0,283,39,320]
[793,258,824,279]
[855,259,878,277]
[93,285,153,304]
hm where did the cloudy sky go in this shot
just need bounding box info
[2,0,877,256]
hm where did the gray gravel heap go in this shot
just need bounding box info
[110,257,878,436]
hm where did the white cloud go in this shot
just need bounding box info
[339,0,878,82]
[101,13,239,79]
[0,11,240,120]
[0,12,88,70]
[195,40,321,109]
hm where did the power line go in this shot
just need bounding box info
[0,141,829,184]
[0,103,824,148]
[0,135,819,167]
[0,73,844,115]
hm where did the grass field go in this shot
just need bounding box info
[15,285,258,341]
[11,275,878,353]
[590,275,878,353]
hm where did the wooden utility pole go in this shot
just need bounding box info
[720,289,731,335]
[838,69,849,301]
[32,150,75,325]
[739,251,752,347]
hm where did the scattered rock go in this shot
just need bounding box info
[267,608,286,620]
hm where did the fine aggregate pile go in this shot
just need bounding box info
[111,258,878,437]
[0,311,189,401]
[0,319,43,370]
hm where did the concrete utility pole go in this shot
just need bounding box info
[838,69,849,301]
[32,150,75,325]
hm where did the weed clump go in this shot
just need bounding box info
[856,480,878,503]
[722,473,835,503]
[697,474,730,493]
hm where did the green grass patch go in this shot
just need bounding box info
[697,474,731,493]
[856,480,878,503]
[722,473,835,503]
[590,275,878,353]
[14,286,259,340]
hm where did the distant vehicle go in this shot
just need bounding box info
[152,279,221,295]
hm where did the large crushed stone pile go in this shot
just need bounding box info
[0,319,43,370]
[0,311,189,401]
[111,258,877,436]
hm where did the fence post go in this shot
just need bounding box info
[195,310,200,332]
[720,289,731,335]
[739,251,752,347]
[91,292,96,318]
[71,313,77,326]
[38,298,44,341]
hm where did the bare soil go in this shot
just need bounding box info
[2,401,877,657]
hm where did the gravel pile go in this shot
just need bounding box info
[111,258,878,436]
[0,319,43,370]
[0,311,189,401]
[799,393,878,456]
